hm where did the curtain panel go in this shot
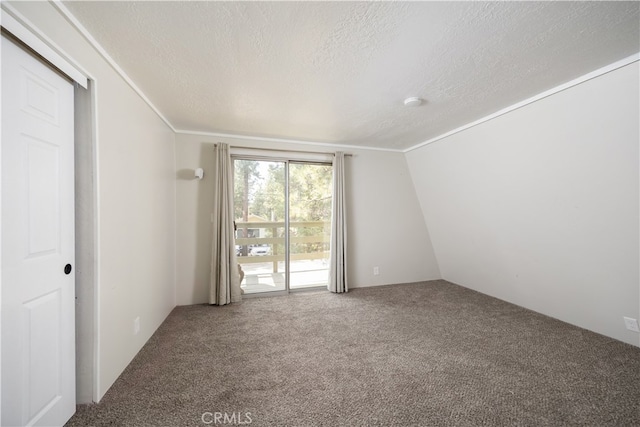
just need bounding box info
[329,151,348,293]
[210,143,242,305]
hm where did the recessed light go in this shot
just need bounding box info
[403,97,423,107]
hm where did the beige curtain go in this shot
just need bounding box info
[210,143,241,305]
[329,151,348,293]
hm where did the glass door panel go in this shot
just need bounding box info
[233,157,332,294]
[289,162,332,289]
[234,159,286,294]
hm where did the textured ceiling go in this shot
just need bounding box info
[62,1,639,150]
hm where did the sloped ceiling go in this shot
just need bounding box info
[62,1,639,150]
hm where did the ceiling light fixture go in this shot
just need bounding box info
[403,97,423,107]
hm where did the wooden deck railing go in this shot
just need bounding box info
[235,221,330,270]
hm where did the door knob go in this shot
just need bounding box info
[64,264,72,275]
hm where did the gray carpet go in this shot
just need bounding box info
[66,280,640,426]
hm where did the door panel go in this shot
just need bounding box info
[24,290,62,421]
[288,163,332,289]
[1,35,76,427]
[234,159,287,294]
[233,158,332,294]
[26,138,61,257]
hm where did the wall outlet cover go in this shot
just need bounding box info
[623,317,639,333]
[134,317,141,335]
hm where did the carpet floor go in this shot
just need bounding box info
[66,280,640,426]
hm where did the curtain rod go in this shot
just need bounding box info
[218,144,352,157]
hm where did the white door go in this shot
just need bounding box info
[1,35,76,426]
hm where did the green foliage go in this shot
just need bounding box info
[233,159,333,254]
[289,163,332,222]
[233,160,261,222]
[252,162,286,221]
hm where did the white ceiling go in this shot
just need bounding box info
[62,1,639,151]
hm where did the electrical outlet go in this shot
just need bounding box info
[623,317,639,333]
[373,266,379,276]
[134,317,140,335]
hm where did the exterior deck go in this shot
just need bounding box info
[236,220,330,294]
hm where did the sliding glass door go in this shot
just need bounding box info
[288,162,332,289]
[233,158,332,294]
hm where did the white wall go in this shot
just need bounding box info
[175,133,440,305]
[406,62,640,346]
[7,1,177,399]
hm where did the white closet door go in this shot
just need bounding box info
[1,35,76,427]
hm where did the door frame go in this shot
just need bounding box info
[231,154,333,296]
[0,5,100,406]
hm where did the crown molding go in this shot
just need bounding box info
[175,129,404,153]
[51,0,176,132]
